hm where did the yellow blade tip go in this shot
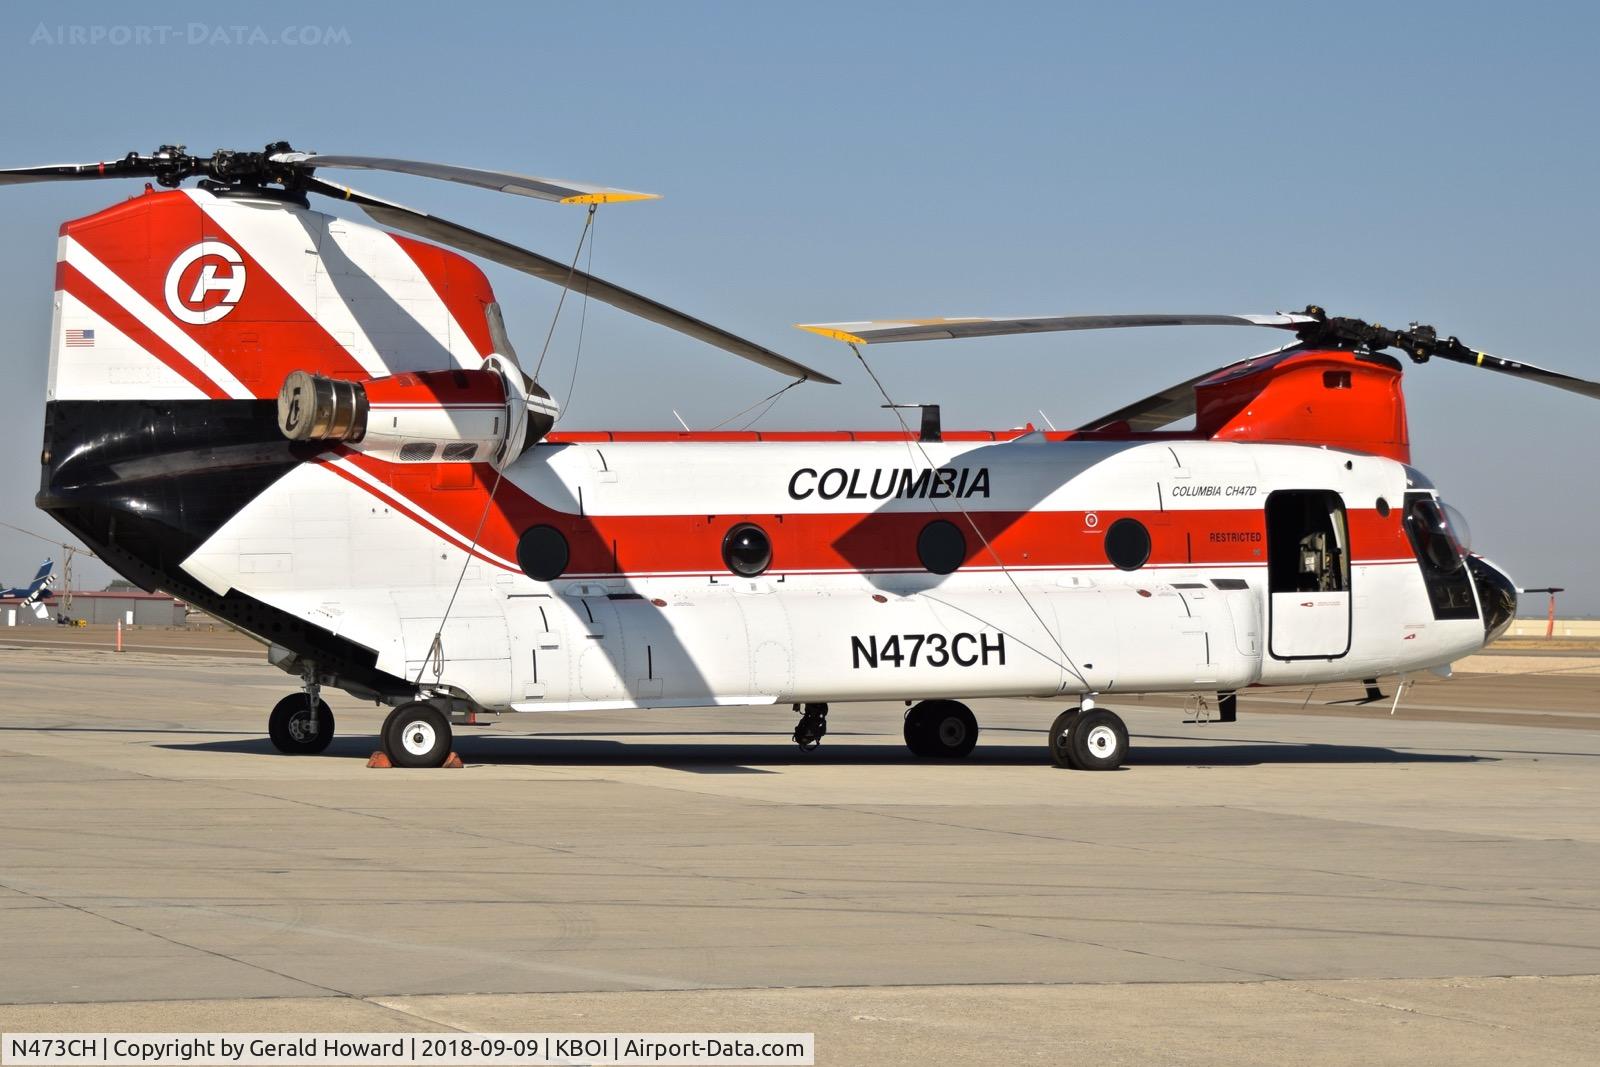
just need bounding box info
[795,324,868,344]
[559,192,661,205]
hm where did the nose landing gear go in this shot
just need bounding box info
[793,702,829,751]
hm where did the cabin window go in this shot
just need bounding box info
[1265,491,1349,593]
[722,523,772,577]
[917,519,967,574]
[516,525,569,582]
[1104,517,1151,571]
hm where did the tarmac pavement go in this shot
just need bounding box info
[0,645,1596,1064]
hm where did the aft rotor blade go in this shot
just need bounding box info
[307,178,837,385]
[795,313,1316,345]
[280,153,658,205]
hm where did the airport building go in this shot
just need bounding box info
[1,589,188,627]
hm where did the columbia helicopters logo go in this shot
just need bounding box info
[163,241,246,325]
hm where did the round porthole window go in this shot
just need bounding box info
[917,519,966,575]
[516,525,569,582]
[722,523,772,576]
[1376,496,1391,517]
[1104,517,1151,571]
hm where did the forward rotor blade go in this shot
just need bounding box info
[1427,346,1600,401]
[1078,348,1296,432]
[0,159,150,185]
[306,178,837,385]
[796,313,1316,345]
[279,153,658,205]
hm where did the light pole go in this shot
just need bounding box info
[1520,587,1564,638]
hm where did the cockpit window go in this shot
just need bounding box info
[1407,496,1462,573]
[1403,493,1477,618]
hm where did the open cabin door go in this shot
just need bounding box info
[1266,490,1351,659]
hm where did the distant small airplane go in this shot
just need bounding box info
[1,558,57,619]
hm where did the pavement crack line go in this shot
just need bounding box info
[817,801,1542,901]
[0,873,352,999]
[1285,982,1530,1035]
[934,912,1286,983]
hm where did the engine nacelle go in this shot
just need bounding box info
[276,355,557,468]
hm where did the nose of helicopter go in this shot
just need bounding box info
[1466,556,1518,645]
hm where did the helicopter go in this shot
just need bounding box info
[7,142,1593,769]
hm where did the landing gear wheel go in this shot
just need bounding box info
[1047,708,1081,768]
[379,703,403,743]
[268,694,335,755]
[904,706,933,757]
[1069,708,1128,771]
[793,703,829,751]
[382,701,453,768]
[904,700,978,758]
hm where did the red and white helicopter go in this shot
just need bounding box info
[8,144,1593,769]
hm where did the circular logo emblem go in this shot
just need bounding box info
[164,241,246,325]
[1084,512,1100,529]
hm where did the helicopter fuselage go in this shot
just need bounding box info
[35,187,1515,721]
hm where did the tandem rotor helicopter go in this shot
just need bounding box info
[6,143,1596,769]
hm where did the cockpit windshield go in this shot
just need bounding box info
[1407,496,1464,573]
[1439,502,1471,557]
[1403,493,1477,618]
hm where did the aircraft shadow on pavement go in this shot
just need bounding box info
[1127,734,1493,767]
[157,732,1494,769]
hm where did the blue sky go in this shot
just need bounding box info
[2,1,1596,610]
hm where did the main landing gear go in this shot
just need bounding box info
[267,676,335,755]
[904,700,979,758]
[381,701,454,768]
[1048,702,1129,770]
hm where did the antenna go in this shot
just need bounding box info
[671,409,691,432]
[881,403,941,443]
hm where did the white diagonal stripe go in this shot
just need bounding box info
[188,189,487,376]
[62,238,251,398]
[326,455,519,570]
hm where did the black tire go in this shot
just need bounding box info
[1048,708,1081,768]
[1068,708,1128,771]
[380,703,403,741]
[268,694,334,755]
[903,705,934,757]
[905,700,977,758]
[382,701,453,768]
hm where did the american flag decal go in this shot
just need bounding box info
[64,328,95,347]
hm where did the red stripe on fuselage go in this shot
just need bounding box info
[546,429,1213,445]
[310,450,1417,579]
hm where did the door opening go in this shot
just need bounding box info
[1266,490,1351,659]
